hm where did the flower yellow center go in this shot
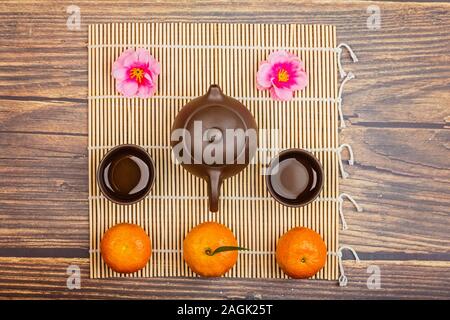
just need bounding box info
[277,68,289,82]
[129,67,144,84]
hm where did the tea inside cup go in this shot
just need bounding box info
[97,144,155,205]
[265,149,323,207]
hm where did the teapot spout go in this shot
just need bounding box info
[207,170,222,212]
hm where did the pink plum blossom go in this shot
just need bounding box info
[112,48,160,98]
[256,50,308,101]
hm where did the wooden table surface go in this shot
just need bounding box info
[0,0,449,300]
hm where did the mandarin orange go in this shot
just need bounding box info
[100,223,151,273]
[276,227,327,279]
[183,222,239,277]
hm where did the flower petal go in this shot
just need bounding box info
[112,67,128,81]
[271,86,294,101]
[290,71,308,91]
[143,82,157,97]
[256,63,272,89]
[137,85,151,98]
[268,50,290,64]
[144,72,153,84]
[117,80,138,97]
[148,56,161,75]
[148,83,157,96]
[115,49,135,65]
[136,48,150,64]
[122,51,138,67]
[256,62,273,89]
[295,59,305,71]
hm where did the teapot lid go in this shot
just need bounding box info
[172,85,257,165]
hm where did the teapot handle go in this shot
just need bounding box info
[207,170,222,212]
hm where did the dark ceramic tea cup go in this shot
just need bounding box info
[97,144,155,205]
[265,148,323,207]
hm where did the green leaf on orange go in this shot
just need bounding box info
[205,246,249,256]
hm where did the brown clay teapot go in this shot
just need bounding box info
[171,85,258,212]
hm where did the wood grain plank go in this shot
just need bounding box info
[0,257,448,299]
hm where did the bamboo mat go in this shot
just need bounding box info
[88,23,340,280]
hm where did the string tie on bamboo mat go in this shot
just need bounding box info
[328,245,360,287]
[337,43,359,79]
[337,72,355,129]
[338,193,363,230]
[337,144,355,179]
